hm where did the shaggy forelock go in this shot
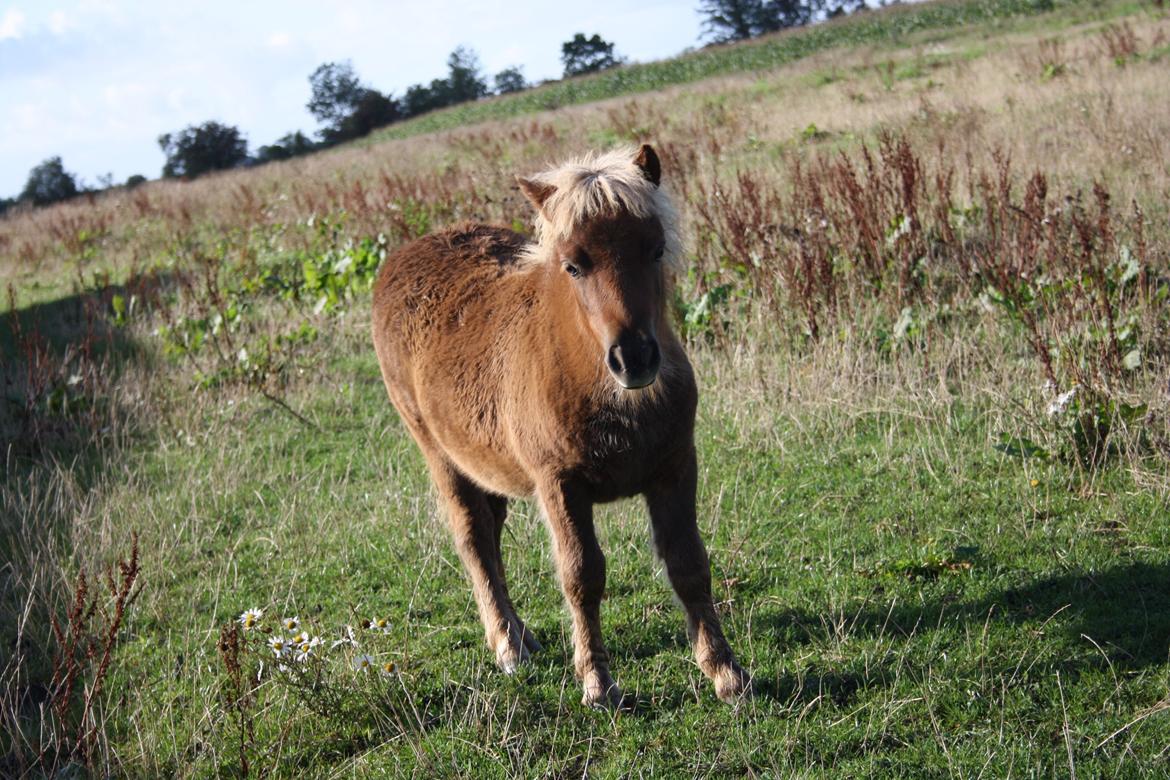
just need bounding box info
[520,146,683,269]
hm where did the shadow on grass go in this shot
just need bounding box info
[587,560,1170,711]
[1,276,161,465]
[1,278,163,757]
[754,559,1170,700]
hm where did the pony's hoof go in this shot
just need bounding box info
[521,629,543,655]
[495,636,531,674]
[713,663,753,704]
[581,671,623,709]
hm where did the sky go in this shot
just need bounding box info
[0,1,706,197]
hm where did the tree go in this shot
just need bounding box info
[445,46,488,103]
[326,91,400,143]
[401,47,490,119]
[307,61,365,127]
[125,174,148,189]
[19,156,79,206]
[826,0,866,17]
[158,121,248,179]
[699,0,842,43]
[306,61,400,143]
[561,34,623,77]
[699,0,762,41]
[255,131,317,164]
[759,0,822,30]
[494,66,527,95]
[402,81,447,118]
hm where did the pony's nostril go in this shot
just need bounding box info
[607,337,659,386]
[607,345,625,375]
[645,339,660,368]
[642,338,659,366]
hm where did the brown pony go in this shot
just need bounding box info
[371,145,749,706]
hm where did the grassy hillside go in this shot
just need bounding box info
[3,0,1170,775]
[367,0,1130,143]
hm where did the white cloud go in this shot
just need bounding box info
[0,8,27,40]
[267,31,291,48]
[48,10,72,35]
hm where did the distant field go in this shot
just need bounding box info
[367,0,1126,143]
[3,0,1169,775]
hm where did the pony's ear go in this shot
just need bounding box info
[516,176,556,217]
[633,144,661,187]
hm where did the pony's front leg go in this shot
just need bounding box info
[538,480,622,708]
[645,450,751,703]
[427,456,533,673]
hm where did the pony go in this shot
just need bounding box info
[371,145,750,706]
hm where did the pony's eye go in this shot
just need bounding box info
[563,249,589,277]
[653,245,666,262]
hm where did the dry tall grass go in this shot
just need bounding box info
[3,8,1169,296]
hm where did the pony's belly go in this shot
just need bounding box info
[412,397,531,496]
[446,444,534,497]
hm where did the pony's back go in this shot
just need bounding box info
[372,223,528,364]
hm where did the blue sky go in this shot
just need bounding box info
[0,1,706,197]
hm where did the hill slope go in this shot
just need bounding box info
[366,0,1114,142]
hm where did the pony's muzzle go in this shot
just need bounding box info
[606,334,661,389]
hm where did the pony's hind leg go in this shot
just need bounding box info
[485,494,542,655]
[427,457,533,672]
[644,450,751,703]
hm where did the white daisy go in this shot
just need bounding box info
[1046,386,1078,417]
[268,636,289,657]
[380,660,397,677]
[281,616,300,632]
[295,636,322,663]
[353,654,375,672]
[238,608,263,630]
[368,617,391,633]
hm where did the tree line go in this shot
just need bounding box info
[1,33,624,215]
[3,2,867,214]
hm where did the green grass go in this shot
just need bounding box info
[5,0,1170,774]
[23,337,1159,776]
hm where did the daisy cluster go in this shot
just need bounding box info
[236,607,398,676]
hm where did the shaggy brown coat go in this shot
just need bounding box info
[371,145,749,706]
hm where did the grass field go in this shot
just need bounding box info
[3,0,1170,775]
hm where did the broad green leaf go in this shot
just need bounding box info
[994,434,1050,460]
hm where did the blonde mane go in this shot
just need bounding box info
[519,146,683,269]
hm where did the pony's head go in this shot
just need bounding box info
[517,145,681,390]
